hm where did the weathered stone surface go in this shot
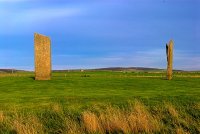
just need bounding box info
[34,33,51,80]
[166,40,174,80]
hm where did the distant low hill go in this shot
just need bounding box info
[0,69,27,73]
[0,67,188,73]
[53,67,183,72]
[92,67,165,71]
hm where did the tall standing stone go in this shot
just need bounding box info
[34,33,51,80]
[166,40,174,80]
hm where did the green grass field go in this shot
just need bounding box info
[0,71,200,133]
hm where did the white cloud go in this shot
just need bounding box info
[0,6,84,34]
[14,7,83,23]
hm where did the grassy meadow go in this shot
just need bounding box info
[0,71,200,134]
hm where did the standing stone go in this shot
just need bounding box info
[34,33,51,80]
[166,40,174,80]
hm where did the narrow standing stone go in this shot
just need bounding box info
[34,33,51,80]
[166,40,174,80]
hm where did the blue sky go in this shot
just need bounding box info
[0,0,199,70]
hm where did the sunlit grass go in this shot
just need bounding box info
[0,71,199,133]
[1,100,199,133]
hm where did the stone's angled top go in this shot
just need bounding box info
[168,39,174,46]
[34,33,50,39]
